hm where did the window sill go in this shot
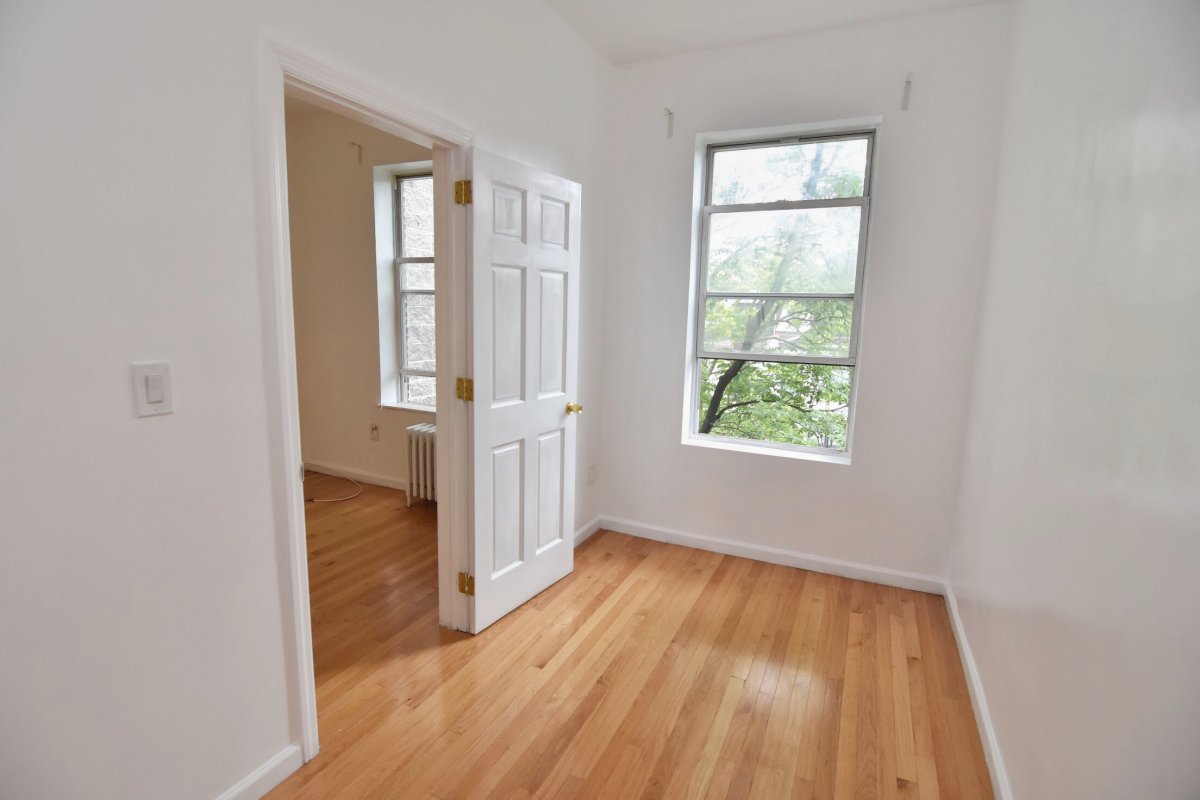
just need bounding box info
[380,402,436,414]
[682,434,852,466]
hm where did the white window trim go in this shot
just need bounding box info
[374,160,436,411]
[680,117,882,464]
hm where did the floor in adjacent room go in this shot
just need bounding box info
[268,474,993,799]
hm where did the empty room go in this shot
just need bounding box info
[1,1,1197,799]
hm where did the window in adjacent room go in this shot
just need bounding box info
[687,130,874,458]
[392,170,436,408]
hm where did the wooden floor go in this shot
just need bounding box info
[269,473,993,800]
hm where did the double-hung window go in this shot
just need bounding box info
[690,131,874,456]
[394,172,436,407]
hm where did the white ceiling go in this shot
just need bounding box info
[543,0,996,64]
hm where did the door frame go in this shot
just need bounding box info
[255,37,474,761]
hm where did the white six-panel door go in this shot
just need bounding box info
[469,150,581,634]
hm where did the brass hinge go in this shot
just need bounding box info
[457,572,475,596]
[456,377,474,401]
[454,179,472,205]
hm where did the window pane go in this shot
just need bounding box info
[402,374,436,407]
[703,297,852,359]
[697,359,851,451]
[707,207,861,294]
[400,176,434,258]
[711,137,868,205]
[402,293,436,370]
[402,262,434,290]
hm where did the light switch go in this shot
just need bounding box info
[145,373,165,404]
[132,361,173,417]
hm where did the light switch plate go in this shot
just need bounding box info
[131,361,173,417]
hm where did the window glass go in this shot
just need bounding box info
[710,138,868,205]
[702,297,853,359]
[402,293,436,371]
[400,176,434,258]
[402,374,437,407]
[693,133,872,454]
[697,360,852,451]
[706,207,862,294]
[402,262,435,291]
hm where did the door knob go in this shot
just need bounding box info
[565,401,584,415]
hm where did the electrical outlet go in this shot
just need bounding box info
[370,423,380,441]
[587,465,598,486]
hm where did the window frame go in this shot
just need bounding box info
[685,123,879,462]
[393,170,436,408]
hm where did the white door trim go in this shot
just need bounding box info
[254,36,474,763]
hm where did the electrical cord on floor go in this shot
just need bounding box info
[303,472,364,503]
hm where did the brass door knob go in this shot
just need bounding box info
[565,402,584,415]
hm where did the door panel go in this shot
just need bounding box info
[536,429,564,552]
[470,149,581,633]
[491,440,524,575]
[491,265,525,405]
[538,271,566,397]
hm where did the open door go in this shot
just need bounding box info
[468,150,582,634]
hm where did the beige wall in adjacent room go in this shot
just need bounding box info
[285,101,433,488]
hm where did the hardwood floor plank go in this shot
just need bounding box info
[266,481,994,800]
[891,613,919,787]
[832,610,863,800]
[876,602,900,800]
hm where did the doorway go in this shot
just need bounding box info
[261,42,584,765]
[258,42,474,761]
[283,89,445,753]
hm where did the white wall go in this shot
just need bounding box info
[599,4,1013,577]
[0,0,609,797]
[948,1,1200,797]
[285,105,433,487]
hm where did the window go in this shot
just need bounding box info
[394,172,436,407]
[689,131,874,457]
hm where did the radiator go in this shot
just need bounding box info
[405,423,437,507]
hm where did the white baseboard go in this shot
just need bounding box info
[593,514,945,595]
[943,584,1013,800]
[303,461,406,492]
[573,514,602,547]
[215,743,303,800]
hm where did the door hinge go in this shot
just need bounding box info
[457,572,475,596]
[454,179,472,205]
[456,377,474,401]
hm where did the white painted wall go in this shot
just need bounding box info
[285,105,433,488]
[948,1,1200,797]
[0,0,609,797]
[598,4,1013,578]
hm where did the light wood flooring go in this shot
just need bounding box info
[268,473,993,799]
